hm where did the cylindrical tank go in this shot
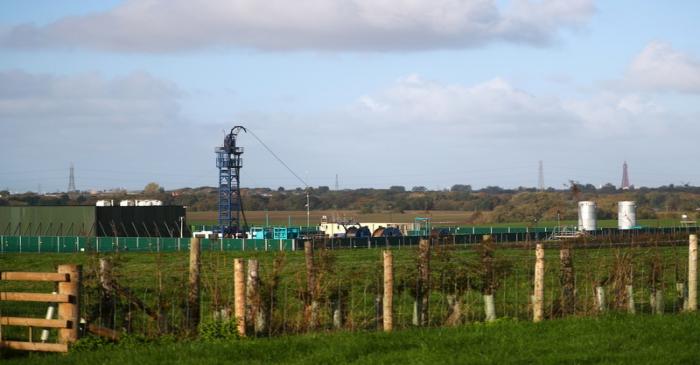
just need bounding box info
[618,201,637,230]
[577,201,596,231]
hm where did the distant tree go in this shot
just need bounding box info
[389,186,406,193]
[579,183,597,193]
[598,183,617,194]
[317,186,330,193]
[451,184,472,192]
[480,186,505,194]
[143,182,163,194]
[277,186,285,192]
[412,186,427,192]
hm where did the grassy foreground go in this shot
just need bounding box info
[3,314,699,364]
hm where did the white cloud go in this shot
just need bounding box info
[355,74,687,138]
[625,41,700,93]
[355,74,575,135]
[562,93,668,136]
[0,70,182,127]
[0,0,595,52]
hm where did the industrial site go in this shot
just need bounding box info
[2,125,697,254]
[3,1,700,364]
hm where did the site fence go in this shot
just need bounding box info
[0,236,294,254]
[2,226,698,254]
[1,235,698,343]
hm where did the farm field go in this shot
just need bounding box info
[187,210,684,229]
[3,314,700,364]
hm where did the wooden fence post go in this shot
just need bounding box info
[57,264,81,345]
[559,246,575,316]
[533,243,544,323]
[417,238,430,326]
[383,250,393,332]
[188,237,201,333]
[233,258,246,336]
[689,234,698,311]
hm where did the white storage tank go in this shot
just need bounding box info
[96,200,113,207]
[119,200,135,206]
[577,201,597,231]
[618,201,637,230]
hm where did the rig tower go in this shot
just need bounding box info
[538,160,544,191]
[216,126,247,236]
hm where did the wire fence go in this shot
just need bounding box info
[0,235,697,343]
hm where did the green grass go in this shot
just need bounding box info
[3,314,700,364]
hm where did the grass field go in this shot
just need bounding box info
[3,314,700,364]
[187,210,683,228]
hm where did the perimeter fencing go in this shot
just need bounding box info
[1,235,698,343]
[2,225,697,254]
[0,236,294,253]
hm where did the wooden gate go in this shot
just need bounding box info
[0,264,81,352]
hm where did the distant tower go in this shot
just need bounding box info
[621,161,630,190]
[538,160,545,191]
[335,174,339,191]
[216,126,247,236]
[68,163,76,192]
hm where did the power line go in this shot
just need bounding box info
[247,129,309,188]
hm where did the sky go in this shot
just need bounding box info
[1,0,699,193]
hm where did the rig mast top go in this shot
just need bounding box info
[216,126,247,236]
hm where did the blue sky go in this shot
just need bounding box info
[1,1,699,192]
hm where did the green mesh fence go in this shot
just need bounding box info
[0,236,295,253]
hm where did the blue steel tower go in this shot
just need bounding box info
[216,126,247,236]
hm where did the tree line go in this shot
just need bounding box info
[3,182,700,224]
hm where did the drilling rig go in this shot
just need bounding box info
[216,126,248,237]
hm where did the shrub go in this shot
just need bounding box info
[198,319,240,341]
